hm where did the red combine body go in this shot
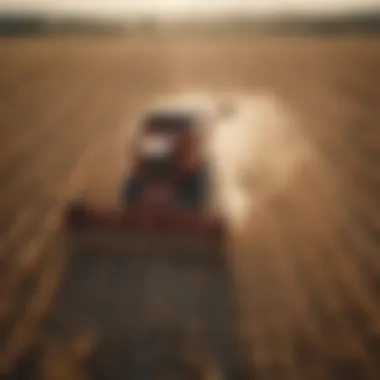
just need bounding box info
[121,111,209,209]
[64,102,226,259]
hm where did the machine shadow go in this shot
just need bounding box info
[42,240,255,380]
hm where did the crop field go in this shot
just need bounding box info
[0,34,379,379]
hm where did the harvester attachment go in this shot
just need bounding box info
[64,200,226,265]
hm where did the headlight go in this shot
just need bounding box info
[138,134,175,158]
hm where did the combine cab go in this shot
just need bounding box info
[64,102,226,261]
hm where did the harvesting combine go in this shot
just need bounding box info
[64,97,227,261]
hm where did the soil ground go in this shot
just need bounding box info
[0,34,379,380]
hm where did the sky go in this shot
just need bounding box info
[0,0,379,18]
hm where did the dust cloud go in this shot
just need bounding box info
[205,92,315,235]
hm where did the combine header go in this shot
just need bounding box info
[64,98,227,262]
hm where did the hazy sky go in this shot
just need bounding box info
[1,0,379,18]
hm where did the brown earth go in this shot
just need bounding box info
[0,34,379,380]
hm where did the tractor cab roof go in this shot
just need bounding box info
[142,109,203,135]
[144,111,194,128]
[141,93,235,137]
[145,94,218,124]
